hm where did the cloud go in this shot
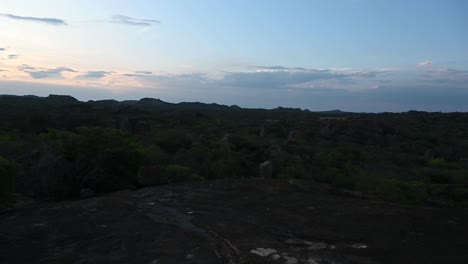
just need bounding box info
[19,66,76,79]
[18,64,35,71]
[0,48,5,51]
[253,65,307,71]
[111,15,160,26]
[4,63,468,112]
[76,71,112,79]
[217,67,387,90]
[120,66,386,92]
[135,71,152,75]
[8,54,19,59]
[418,60,433,67]
[0,13,67,26]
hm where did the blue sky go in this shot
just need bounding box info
[0,0,467,111]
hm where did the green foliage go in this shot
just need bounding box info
[155,131,192,154]
[42,127,145,192]
[422,167,454,184]
[0,131,11,143]
[165,164,192,182]
[3,95,468,205]
[374,179,428,204]
[324,167,355,188]
[318,151,344,168]
[429,158,451,169]
[41,129,80,160]
[449,188,468,202]
[0,156,18,208]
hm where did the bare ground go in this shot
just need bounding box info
[1,180,467,264]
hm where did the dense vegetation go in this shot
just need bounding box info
[1,94,468,207]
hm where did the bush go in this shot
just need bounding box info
[429,158,451,169]
[155,131,192,154]
[42,127,145,193]
[318,151,344,168]
[450,188,468,202]
[0,156,18,208]
[165,164,192,182]
[374,178,428,204]
[323,167,354,188]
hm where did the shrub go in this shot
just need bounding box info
[42,127,145,193]
[323,167,354,188]
[374,178,428,204]
[155,131,192,154]
[429,158,451,169]
[0,156,18,208]
[165,164,192,182]
[450,188,468,202]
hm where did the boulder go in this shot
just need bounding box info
[79,188,95,199]
[259,161,273,179]
[137,166,168,186]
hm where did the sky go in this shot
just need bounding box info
[0,0,467,112]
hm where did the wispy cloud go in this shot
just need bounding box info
[8,54,19,59]
[418,60,433,67]
[5,62,468,112]
[135,71,152,75]
[76,71,112,79]
[111,15,160,26]
[120,66,386,92]
[19,66,76,79]
[253,65,307,71]
[0,13,67,26]
[0,48,5,51]
[18,64,35,71]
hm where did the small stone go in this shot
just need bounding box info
[350,243,367,249]
[305,258,319,264]
[186,254,194,259]
[271,254,281,260]
[281,253,298,264]
[250,248,277,257]
[306,242,328,250]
